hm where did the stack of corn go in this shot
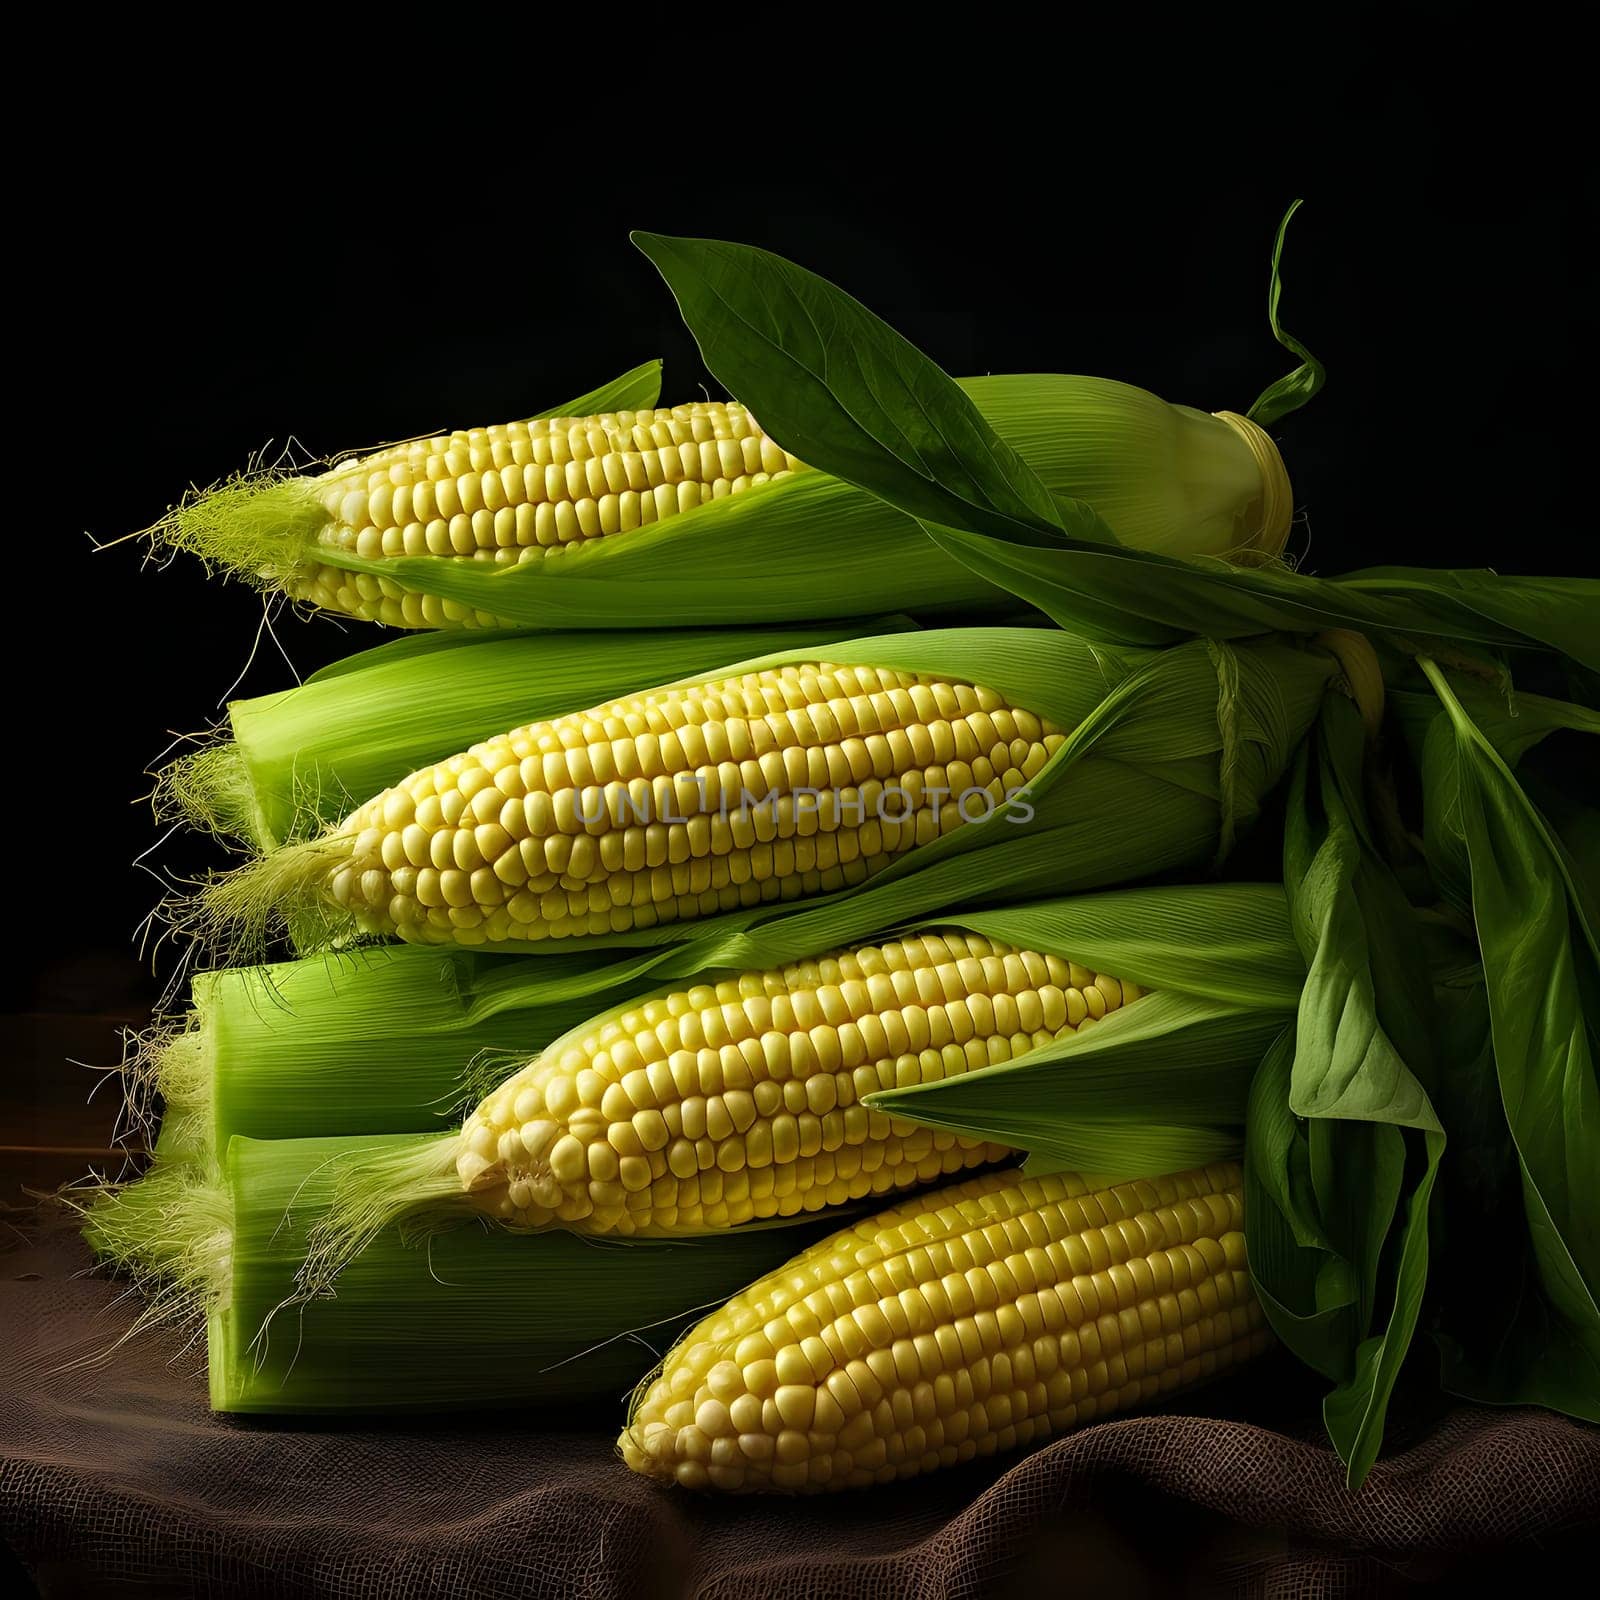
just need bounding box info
[92,883,1300,1428]
[88,275,1331,1491]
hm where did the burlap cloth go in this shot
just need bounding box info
[3,1235,1595,1598]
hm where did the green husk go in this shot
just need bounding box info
[78,1121,229,1314]
[867,884,1305,1175]
[137,945,660,1155]
[91,882,1306,1418]
[192,624,1337,994]
[158,621,909,851]
[136,880,1301,1298]
[1250,697,1450,1488]
[635,228,1599,669]
[296,882,1304,1305]
[1245,671,1599,1490]
[85,1133,828,1415]
[1409,661,1600,1415]
[143,359,659,623]
[145,357,1291,632]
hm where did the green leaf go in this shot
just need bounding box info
[1425,974,1600,1420]
[1244,1029,1358,1381]
[926,518,1600,665]
[1306,1115,1407,1337]
[1520,767,1600,934]
[1245,1025,1441,1485]
[211,1135,835,1415]
[1321,1128,1444,1484]
[849,883,1304,1163]
[631,231,1066,539]
[1270,694,1451,1484]
[631,227,1595,665]
[1246,200,1327,427]
[1393,676,1600,921]
[1418,659,1600,1383]
[1284,704,1443,1132]
[1020,1123,1243,1180]
[1391,677,1600,774]
[868,992,1286,1167]
[1397,686,1600,1419]
[1440,1302,1600,1422]
[1338,570,1600,672]
[951,881,1305,1011]
[542,358,663,418]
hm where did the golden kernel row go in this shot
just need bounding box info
[324,470,792,560]
[336,402,794,482]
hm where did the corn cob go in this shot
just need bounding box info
[134,883,1295,1259]
[459,929,1142,1234]
[157,622,892,852]
[620,1161,1268,1491]
[196,629,1338,969]
[147,374,1292,632]
[230,657,1064,949]
[287,402,804,627]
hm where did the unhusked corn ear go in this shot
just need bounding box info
[460,930,1142,1234]
[292,402,805,626]
[325,662,1066,947]
[620,1161,1268,1492]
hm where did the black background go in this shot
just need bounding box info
[10,57,1592,1016]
